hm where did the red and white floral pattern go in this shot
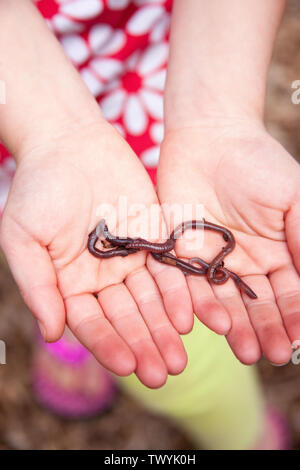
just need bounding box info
[0,0,172,212]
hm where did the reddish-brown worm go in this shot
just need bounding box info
[151,252,256,299]
[87,218,257,299]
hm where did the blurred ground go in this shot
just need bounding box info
[0,0,300,450]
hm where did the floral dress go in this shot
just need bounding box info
[0,0,173,214]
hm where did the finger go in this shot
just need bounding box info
[0,217,65,342]
[125,266,187,375]
[98,283,168,388]
[242,275,292,365]
[212,277,261,364]
[270,264,300,344]
[286,201,300,275]
[66,292,136,376]
[147,255,194,334]
[187,274,231,335]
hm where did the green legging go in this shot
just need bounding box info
[119,319,264,450]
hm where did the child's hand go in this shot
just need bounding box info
[0,122,191,388]
[158,118,300,365]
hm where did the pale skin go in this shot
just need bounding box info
[159,0,300,365]
[158,122,300,365]
[0,0,191,389]
[0,0,299,391]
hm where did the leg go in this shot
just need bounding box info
[119,319,264,450]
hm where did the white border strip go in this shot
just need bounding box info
[0,80,6,104]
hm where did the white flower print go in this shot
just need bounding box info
[89,24,126,55]
[112,123,126,137]
[150,122,164,142]
[80,68,105,96]
[59,22,126,92]
[107,0,131,10]
[149,11,170,43]
[0,158,15,214]
[140,122,164,167]
[89,23,112,51]
[126,5,165,36]
[58,0,103,20]
[52,15,85,34]
[133,0,167,5]
[48,0,104,34]
[99,42,168,136]
[39,0,170,100]
[60,34,90,64]
[76,24,126,95]
[140,146,160,167]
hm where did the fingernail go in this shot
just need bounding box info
[37,320,46,341]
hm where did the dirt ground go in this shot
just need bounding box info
[1,0,300,450]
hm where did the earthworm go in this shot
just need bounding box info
[87,218,257,299]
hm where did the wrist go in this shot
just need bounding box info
[158,115,267,172]
[164,81,265,134]
[0,57,105,162]
[162,113,265,142]
[11,93,105,164]
[14,116,109,166]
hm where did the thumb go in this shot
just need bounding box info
[0,216,65,342]
[286,201,300,275]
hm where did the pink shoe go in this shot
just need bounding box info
[254,408,291,450]
[31,333,117,419]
